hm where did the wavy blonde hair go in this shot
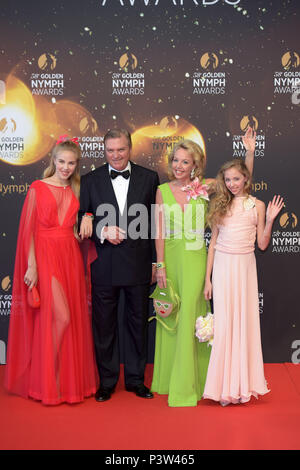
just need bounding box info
[167,139,206,182]
[207,158,251,228]
[43,140,81,199]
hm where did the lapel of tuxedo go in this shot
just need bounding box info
[101,164,119,210]
[126,163,144,209]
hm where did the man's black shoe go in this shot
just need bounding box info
[95,387,114,402]
[125,384,154,399]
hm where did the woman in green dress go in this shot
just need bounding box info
[151,131,255,407]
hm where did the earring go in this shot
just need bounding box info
[190,168,195,179]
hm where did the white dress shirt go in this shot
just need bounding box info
[100,162,131,243]
[108,162,131,215]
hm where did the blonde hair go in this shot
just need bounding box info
[43,140,81,199]
[207,158,251,228]
[167,139,206,182]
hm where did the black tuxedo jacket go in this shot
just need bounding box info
[79,162,159,286]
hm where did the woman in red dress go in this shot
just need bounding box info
[5,137,98,405]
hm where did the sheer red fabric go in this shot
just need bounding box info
[5,180,98,405]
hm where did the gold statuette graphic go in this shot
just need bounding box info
[280,212,298,229]
[119,52,138,71]
[281,52,300,71]
[0,74,101,166]
[200,52,219,70]
[38,53,57,71]
[130,116,206,181]
[0,75,48,165]
[1,276,11,292]
[240,115,258,132]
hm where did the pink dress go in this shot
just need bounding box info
[203,196,270,405]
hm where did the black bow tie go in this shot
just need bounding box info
[110,169,130,180]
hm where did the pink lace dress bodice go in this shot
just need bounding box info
[215,196,257,254]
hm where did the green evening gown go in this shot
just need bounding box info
[151,182,211,407]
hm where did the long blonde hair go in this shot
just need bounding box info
[43,140,81,199]
[167,139,206,182]
[207,158,251,227]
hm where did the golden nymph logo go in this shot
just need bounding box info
[1,276,11,292]
[77,119,105,160]
[232,116,265,158]
[112,52,145,95]
[0,74,100,166]
[200,52,219,70]
[274,51,300,95]
[279,212,298,229]
[119,52,138,71]
[31,53,64,96]
[192,52,226,95]
[272,210,300,254]
[0,75,50,165]
[281,52,300,71]
[0,109,25,164]
[38,53,57,71]
[0,276,12,318]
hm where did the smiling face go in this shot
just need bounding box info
[224,167,248,197]
[105,135,131,171]
[54,150,78,183]
[171,148,195,183]
[153,299,173,318]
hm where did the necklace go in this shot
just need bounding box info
[55,182,70,189]
[172,179,191,189]
[49,177,70,189]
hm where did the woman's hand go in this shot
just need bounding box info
[266,195,284,223]
[242,126,256,153]
[204,279,212,301]
[79,216,93,239]
[156,267,167,289]
[151,265,157,285]
[24,265,38,291]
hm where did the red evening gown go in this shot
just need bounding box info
[5,180,98,405]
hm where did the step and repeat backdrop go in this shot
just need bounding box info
[0,0,299,364]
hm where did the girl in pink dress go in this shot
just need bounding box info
[203,158,283,406]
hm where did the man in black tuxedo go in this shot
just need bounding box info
[79,129,159,402]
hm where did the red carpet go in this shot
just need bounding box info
[0,363,299,450]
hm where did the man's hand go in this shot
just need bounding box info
[103,226,126,245]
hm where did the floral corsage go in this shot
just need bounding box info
[181,177,209,202]
[243,196,255,210]
[195,312,214,347]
